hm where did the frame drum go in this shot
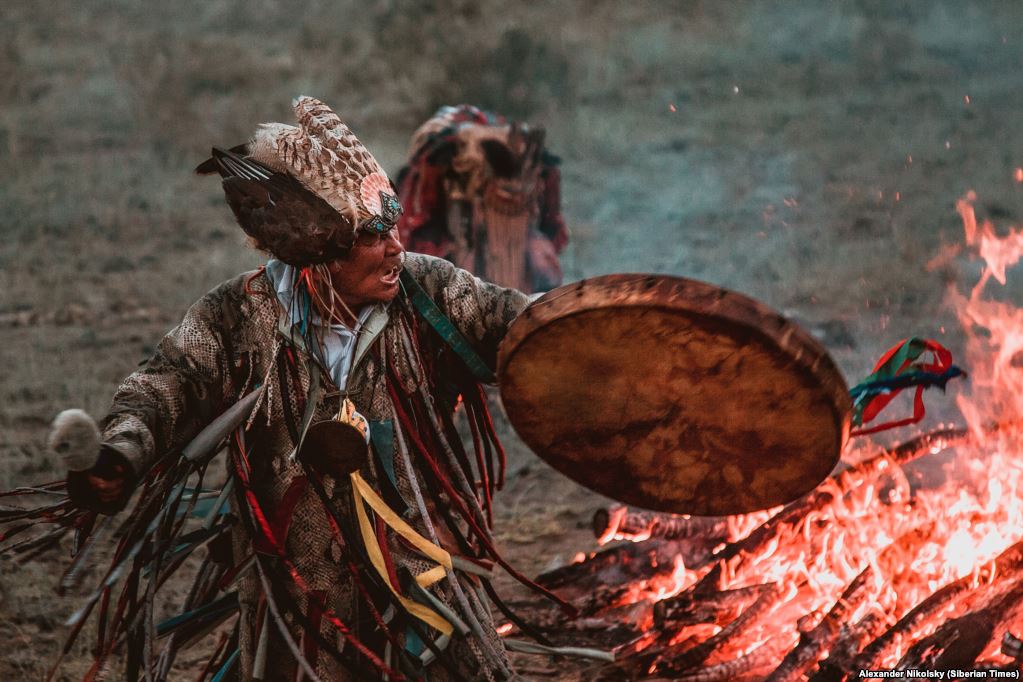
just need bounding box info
[497,274,851,516]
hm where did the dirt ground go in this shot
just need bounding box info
[3,1,1023,679]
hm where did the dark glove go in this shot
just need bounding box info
[50,409,135,514]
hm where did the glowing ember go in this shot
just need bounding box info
[651,555,687,601]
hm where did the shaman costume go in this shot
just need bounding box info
[395,105,569,294]
[6,97,573,682]
[102,252,528,680]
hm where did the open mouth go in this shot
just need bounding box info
[381,263,402,285]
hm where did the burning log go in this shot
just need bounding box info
[534,424,1023,681]
[809,612,889,682]
[536,535,719,602]
[537,539,661,590]
[531,200,1023,679]
[577,582,663,620]
[637,435,965,673]
[687,427,970,597]
[765,567,876,682]
[1003,631,1023,663]
[797,520,954,679]
[592,506,731,543]
[896,575,1023,669]
[653,583,774,628]
[547,428,969,628]
[654,582,786,674]
[848,580,971,671]
[673,637,795,682]
[850,536,1023,673]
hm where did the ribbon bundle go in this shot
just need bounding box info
[850,337,965,436]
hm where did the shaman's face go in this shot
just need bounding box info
[328,227,405,308]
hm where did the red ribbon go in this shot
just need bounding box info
[852,338,955,436]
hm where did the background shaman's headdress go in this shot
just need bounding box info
[395,104,569,293]
[198,96,402,266]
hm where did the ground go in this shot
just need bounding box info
[3,0,1023,679]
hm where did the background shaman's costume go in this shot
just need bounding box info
[12,97,573,682]
[396,105,569,294]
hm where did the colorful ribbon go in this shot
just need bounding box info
[850,337,965,436]
[350,470,454,636]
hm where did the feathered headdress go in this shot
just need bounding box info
[198,96,402,265]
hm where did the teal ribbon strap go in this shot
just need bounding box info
[399,270,497,384]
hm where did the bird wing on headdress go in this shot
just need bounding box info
[194,144,248,176]
[203,147,355,265]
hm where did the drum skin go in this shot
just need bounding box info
[497,274,852,516]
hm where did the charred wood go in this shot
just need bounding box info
[592,506,730,543]
[654,582,786,674]
[672,636,795,682]
[852,537,1023,673]
[653,583,774,629]
[765,567,875,682]
[537,537,716,600]
[810,612,889,681]
[685,427,970,598]
[537,539,667,590]
[896,576,1023,669]
[524,427,1022,681]
[1003,631,1023,663]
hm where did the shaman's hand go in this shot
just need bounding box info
[84,460,129,506]
[49,409,133,513]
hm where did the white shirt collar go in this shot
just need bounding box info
[265,258,375,333]
[265,259,382,389]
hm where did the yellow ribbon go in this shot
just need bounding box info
[350,471,453,636]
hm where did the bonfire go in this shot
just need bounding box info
[513,193,1023,680]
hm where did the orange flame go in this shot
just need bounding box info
[608,191,1023,671]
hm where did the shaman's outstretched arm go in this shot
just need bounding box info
[89,291,232,503]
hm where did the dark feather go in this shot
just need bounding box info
[203,147,355,265]
[194,144,248,175]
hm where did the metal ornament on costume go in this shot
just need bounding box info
[360,174,404,234]
[295,396,460,639]
[297,398,371,479]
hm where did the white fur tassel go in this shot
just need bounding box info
[49,409,101,472]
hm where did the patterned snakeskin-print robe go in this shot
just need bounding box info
[98,253,528,681]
